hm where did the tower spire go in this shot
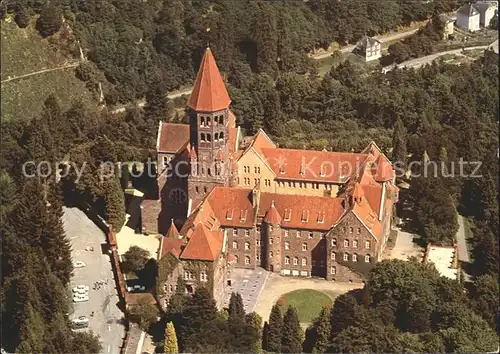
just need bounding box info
[187,47,231,112]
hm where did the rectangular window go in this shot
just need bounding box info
[353,240,358,249]
[284,230,289,237]
[343,253,349,261]
[352,254,358,262]
[285,241,290,250]
[232,241,238,249]
[308,232,314,239]
[331,252,336,261]
[331,266,336,275]
[256,240,261,246]
[285,257,290,265]
[365,255,370,263]
[293,258,298,265]
[296,231,301,238]
[302,243,307,251]
[245,229,250,237]
[200,271,208,282]
[302,258,307,266]
[233,229,238,236]
[344,239,349,247]
[365,241,371,249]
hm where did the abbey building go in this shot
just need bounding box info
[150,47,398,309]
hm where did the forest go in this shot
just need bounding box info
[1,0,498,352]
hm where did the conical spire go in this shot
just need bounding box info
[187,48,231,112]
[166,219,180,239]
[264,201,282,224]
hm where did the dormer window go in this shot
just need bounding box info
[301,210,309,223]
[279,166,285,174]
[240,209,248,222]
[300,163,306,176]
[317,212,325,224]
[284,209,292,221]
[226,209,233,220]
[320,164,326,177]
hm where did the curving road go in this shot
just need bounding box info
[311,28,421,60]
[110,88,193,114]
[383,45,489,72]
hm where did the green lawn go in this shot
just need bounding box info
[277,289,332,324]
[1,18,94,122]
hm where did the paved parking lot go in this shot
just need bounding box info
[224,268,269,313]
[63,207,125,354]
[383,227,424,261]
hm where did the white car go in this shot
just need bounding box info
[72,285,90,294]
[72,295,89,303]
[133,285,146,291]
[73,261,86,268]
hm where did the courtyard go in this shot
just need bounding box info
[245,270,363,323]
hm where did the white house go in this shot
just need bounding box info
[474,1,498,27]
[456,4,481,32]
[438,14,455,39]
[353,36,382,62]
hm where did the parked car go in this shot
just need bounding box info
[72,295,89,303]
[71,316,89,329]
[73,261,86,268]
[133,285,146,291]
[72,285,90,293]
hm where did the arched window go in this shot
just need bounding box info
[219,115,224,125]
[269,251,273,258]
[343,253,349,261]
[365,240,371,249]
[170,189,187,204]
[207,168,212,176]
[285,256,290,265]
[200,133,206,142]
[331,238,337,247]
[234,255,239,264]
[232,241,238,249]
[285,241,290,250]
[219,132,224,141]
[214,133,219,141]
[302,243,308,251]
[302,258,307,266]
[204,187,207,193]
[331,252,336,261]
[206,134,212,142]
[293,257,298,265]
[207,116,211,126]
[349,227,354,233]
[365,254,371,263]
[245,241,250,250]
[200,116,205,127]
[245,256,250,265]
[352,253,358,262]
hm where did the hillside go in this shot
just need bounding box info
[1,18,95,122]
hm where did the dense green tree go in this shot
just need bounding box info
[311,307,331,353]
[469,274,499,331]
[254,2,279,75]
[281,306,303,354]
[14,4,30,28]
[330,293,360,336]
[36,4,62,37]
[392,117,407,177]
[267,304,283,353]
[103,175,125,232]
[228,292,245,321]
[164,321,179,354]
[246,312,263,353]
[129,296,159,331]
[122,246,150,273]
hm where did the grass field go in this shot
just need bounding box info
[277,289,332,324]
[1,18,94,122]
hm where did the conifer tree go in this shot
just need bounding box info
[246,312,263,353]
[282,306,303,354]
[392,117,407,178]
[103,175,125,232]
[262,321,270,352]
[228,292,245,321]
[312,307,332,353]
[267,304,283,352]
[164,321,179,354]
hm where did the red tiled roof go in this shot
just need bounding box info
[361,141,382,158]
[228,127,238,153]
[374,155,394,182]
[352,199,383,241]
[188,145,197,160]
[206,187,254,228]
[260,148,368,183]
[251,129,276,154]
[180,223,223,261]
[259,193,345,230]
[159,220,184,259]
[360,183,383,217]
[264,201,282,224]
[228,109,236,128]
[352,183,364,200]
[187,48,231,112]
[158,123,190,153]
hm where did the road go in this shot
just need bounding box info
[63,207,125,354]
[311,28,421,60]
[110,88,193,114]
[1,62,79,83]
[456,214,470,263]
[384,45,489,72]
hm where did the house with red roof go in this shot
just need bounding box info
[150,46,399,310]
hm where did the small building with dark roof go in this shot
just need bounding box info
[353,36,382,62]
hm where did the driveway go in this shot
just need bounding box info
[63,207,126,354]
[253,273,363,322]
[224,268,270,313]
[383,227,424,261]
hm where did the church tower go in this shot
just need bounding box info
[187,47,231,210]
